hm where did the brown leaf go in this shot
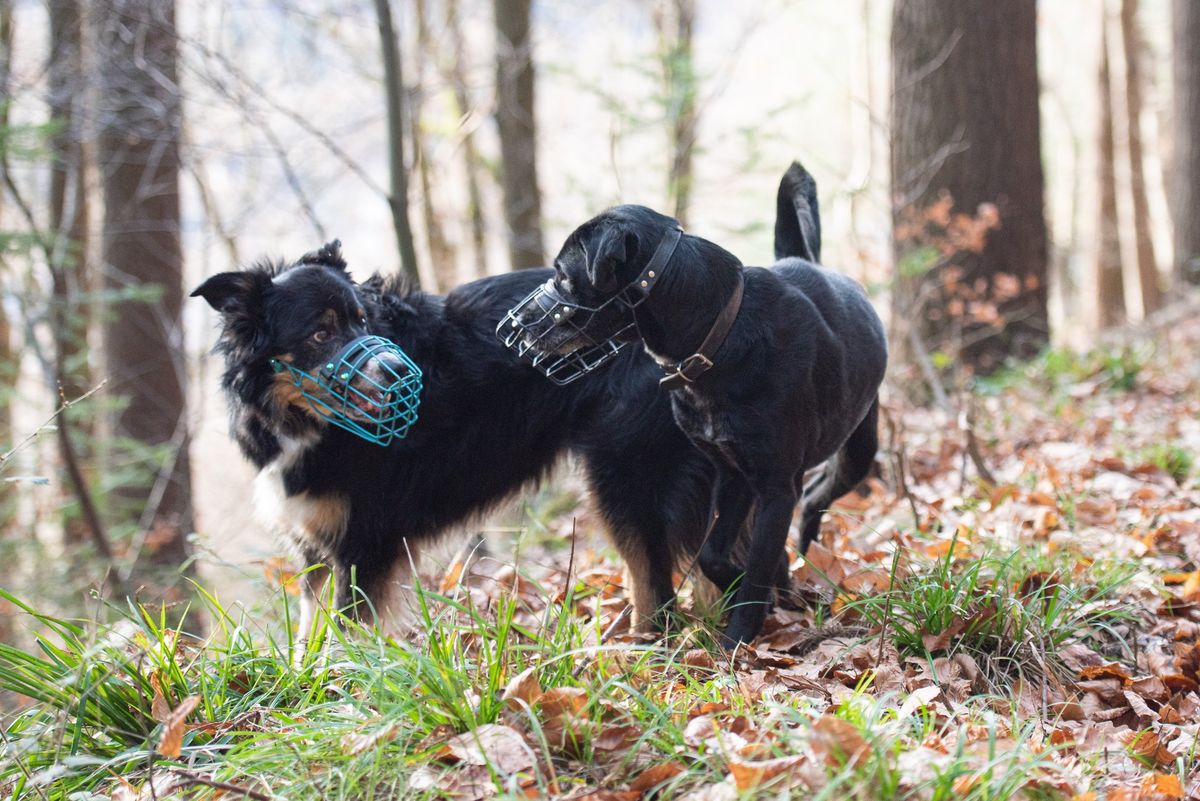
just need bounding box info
[1121,729,1176,768]
[628,762,686,794]
[727,754,806,792]
[538,686,588,719]
[1130,676,1170,704]
[444,724,536,775]
[592,723,641,753]
[341,721,400,756]
[502,666,543,712]
[1078,663,1131,683]
[681,649,717,670]
[1140,772,1184,798]
[155,695,200,758]
[149,671,171,724]
[1161,674,1199,694]
[811,715,869,768]
[920,618,966,653]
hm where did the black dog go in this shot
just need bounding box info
[192,243,727,637]
[507,163,888,646]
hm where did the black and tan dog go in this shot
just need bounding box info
[192,243,729,638]
[506,163,888,646]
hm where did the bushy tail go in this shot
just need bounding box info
[774,161,822,263]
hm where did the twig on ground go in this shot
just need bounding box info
[165,767,270,800]
[962,394,997,487]
[882,403,922,526]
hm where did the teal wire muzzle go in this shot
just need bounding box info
[270,335,423,446]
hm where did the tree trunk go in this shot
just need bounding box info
[447,0,489,278]
[0,0,13,545]
[494,0,545,269]
[1171,0,1200,286]
[96,0,192,571]
[1097,15,1127,328]
[890,0,1048,380]
[48,0,93,544]
[413,0,457,291]
[1120,0,1161,314]
[654,0,698,227]
[374,0,421,286]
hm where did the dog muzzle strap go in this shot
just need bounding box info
[270,335,423,446]
[659,269,745,391]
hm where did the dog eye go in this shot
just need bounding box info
[311,329,330,344]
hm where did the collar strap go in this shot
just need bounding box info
[620,225,683,306]
[659,269,745,391]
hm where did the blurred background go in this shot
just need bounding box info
[1,0,1197,633]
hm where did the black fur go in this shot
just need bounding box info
[192,249,717,629]
[525,162,888,647]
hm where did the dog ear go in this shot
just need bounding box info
[298,239,347,271]
[190,271,269,316]
[587,226,637,293]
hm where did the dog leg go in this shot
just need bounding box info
[295,560,331,667]
[610,526,676,632]
[721,488,797,647]
[369,541,421,638]
[698,467,754,594]
[798,399,879,553]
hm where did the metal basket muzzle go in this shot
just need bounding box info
[496,281,639,385]
[270,335,423,446]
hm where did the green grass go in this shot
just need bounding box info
[0,539,1140,799]
[842,540,1137,688]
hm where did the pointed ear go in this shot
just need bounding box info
[587,226,637,293]
[298,239,347,270]
[190,271,269,315]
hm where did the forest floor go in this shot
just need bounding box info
[2,305,1199,800]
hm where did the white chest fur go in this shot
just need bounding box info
[253,436,348,554]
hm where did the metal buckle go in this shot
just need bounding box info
[678,353,714,376]
[659,352,714,390]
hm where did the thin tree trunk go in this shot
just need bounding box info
[96,0,192,573]
[1171,0,1200,286]
[654,0,698,227]
[1120,0,1161,314]
[374,0,421,285]
[413,0,456,291]
[494,0,545,269]
[447,0,489,278]
[0,0,14,550]
[47,0,93,544]
[1097,17,1127,328]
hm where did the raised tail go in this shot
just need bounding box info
[774,161,822,263]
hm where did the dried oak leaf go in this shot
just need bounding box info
[443,724,537,775]
[341,721,400,756]
[155,695,200,758]
[810,715,869,769]
[1140,771,1184,799]
[628,762,687,794]
[1121,728,1176,768]
[502,665,543,712]
[727,754,807,792]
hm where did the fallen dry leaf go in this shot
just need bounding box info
[811,715,869,768]
[502,665,543,712]
[443,724,536,775]
[727,753,807,792]
[155,695,200,758]
[341,721,400,756]
[628,762,687,794]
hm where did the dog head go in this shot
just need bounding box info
[192,241,421,443]
[509,205,681,357]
